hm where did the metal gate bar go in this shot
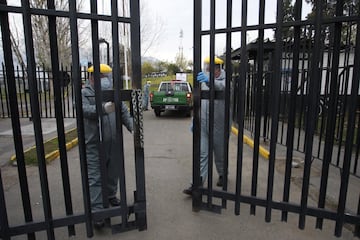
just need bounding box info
[68,0,93,237]
[335,11,360,236]
[316,0,344,230]
[281,0,302,223]
[111,0,129,232]
[251,0,265,216]
[0,1,35,239]
[47,0,75,236]
[21,0,55,238]
[0,0,146,238]
[193,0,360,238]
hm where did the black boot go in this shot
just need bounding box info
[109,197,121,206]
[183,184,195,195]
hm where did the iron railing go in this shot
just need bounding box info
[192,0,360,238]
[0,0,146,239]
[0,63,88,118]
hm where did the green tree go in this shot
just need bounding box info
[141,61,155,76]
[305,0,358,45]
[167,63,180,75]
[155,61,168,73]
[30,0,85,69]
[282,0,295,41]
[10,0,84,70]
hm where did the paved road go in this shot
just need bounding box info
[0,110,357,239]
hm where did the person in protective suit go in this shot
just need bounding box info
[82,63,133,228]
[183,56,228,195]
[143,80,151,110]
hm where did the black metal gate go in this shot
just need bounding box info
[192,0,360,238]
[0,0,146,239]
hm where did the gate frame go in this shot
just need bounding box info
[0,0,146,239]
[191,0,360,238]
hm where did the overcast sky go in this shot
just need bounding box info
[142,0,194,62]
[3,0,311,65]
[142,0,312,63]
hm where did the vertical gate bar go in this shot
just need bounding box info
[192,0,202,211]
[0,170,10,240]
[262,68,270,143]
[335,42,351,167]
[297,32,312,153]
[47,0,75,236]
[279,41,289,145]
[315,25,328,159]
[206,0,216,208]
[334,14,360,237]
[2,62,10,118]
[68,0,93,236]
[111,0,129,229]
[66,67,71,118]
[354,112,360,175]
[1,27,37,240]
[21,0,55,238]
[13,65,19,117]
[90,1,110,213]
[21,65,30,118]
[234,0,247,216]
[250,0,265,216]
[62,71,66,118]
[282,0,302,222]
[222,0,232,208]
[355,195,360,237]
[0,3,35,239]
[265,0,284,223]
[71,67,76,118]
[43,66,48,118]
[1,67,6,117]
[130,0,147,230]
[299,0,323,230]
[37,66,43,118]
[0,63,10,118]
[0,66,4,118]
[295,41,305,152]
[316,0,344,229]
[15,66,22,117]
[130,0,141,91]
[47,68,52,118]
[131,90,147,230]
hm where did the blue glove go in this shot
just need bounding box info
[197,72,209,83]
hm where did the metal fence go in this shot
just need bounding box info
[0,0,146,239]
[192,0,360,238]
[0,63,89,118]
[232,43,360,177]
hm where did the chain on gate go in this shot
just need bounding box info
[132,89,144,148]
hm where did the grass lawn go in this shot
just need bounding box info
[11,128,79,165]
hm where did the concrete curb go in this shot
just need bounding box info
[231,126,270,159]
[10,128,78,164]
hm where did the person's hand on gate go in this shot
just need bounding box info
[197,72,209,83]
[103,102,115,113]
